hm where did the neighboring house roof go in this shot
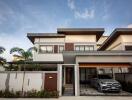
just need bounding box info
[98,28,132,50]
[57,28,104,41]
[27,33,65,43]
[13,54,25,62]
[97,36,108,46]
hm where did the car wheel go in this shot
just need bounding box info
[97,86,102,92]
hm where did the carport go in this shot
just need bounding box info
[79,63,131,96]
[75,51,132,96]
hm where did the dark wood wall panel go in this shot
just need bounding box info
[65,43,74,51]
[54,45,58,53]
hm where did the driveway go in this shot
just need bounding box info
[80,86,132,96]
[80,84,132,96]
[0,96,132,100]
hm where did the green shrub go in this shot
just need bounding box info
[15,91,21,98]
[0,90,59,98]
[25,90,37,98]
[62,86,65,94]
[0,91,3,97]
[3,90,15,98]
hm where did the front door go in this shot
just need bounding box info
[66,67,74,84]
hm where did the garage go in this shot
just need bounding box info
[79,63,132,96]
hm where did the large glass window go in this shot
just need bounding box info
[125,45,132,51]
[75,45,94,51]
[80,46,85,51]
[59,45,64,53]
[39,45,53,53]
[75,46,80,51]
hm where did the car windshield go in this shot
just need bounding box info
[98,75,112,79]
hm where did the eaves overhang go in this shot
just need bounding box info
[27,33,65,44]
[57,28,104,41]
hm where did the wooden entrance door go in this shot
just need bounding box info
[44,73,57,91]
[66,67,74,84]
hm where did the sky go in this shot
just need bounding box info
[0,0,132,61]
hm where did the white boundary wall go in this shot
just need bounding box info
[0,71,57,92]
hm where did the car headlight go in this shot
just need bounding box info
[101,84,107,86]
[100,82,107,86]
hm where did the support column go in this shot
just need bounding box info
[74,64,80,96]
[57,64,62,96]
[64,67,66,85]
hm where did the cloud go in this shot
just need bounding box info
[68,0,75,10]
[0,0,72,61]
[0,1,14,25]
[67,0,95,19]
[127,24,132,28]
[75,9,94,19]
[101,0,111,21]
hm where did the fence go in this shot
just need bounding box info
[115,73,132,83]
[0,71,58,92]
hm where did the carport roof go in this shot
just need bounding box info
[79,63,131,68]
[63,51,132,56]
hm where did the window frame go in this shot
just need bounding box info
[39,45,54,53]
[75,45,94,51]
[58,45,65,53]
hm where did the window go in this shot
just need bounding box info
[75,46,79,51]
[125,46,132,51]
[59,45,64,53]
[89,46,94,51]
[80,46,85,51]
[75,45,94,51]
[85,46,90,51]
[39,45,53,53]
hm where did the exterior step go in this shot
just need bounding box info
[63,84,74,96]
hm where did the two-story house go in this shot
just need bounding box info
[27,28,132,96]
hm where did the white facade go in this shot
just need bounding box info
[65,35,96,42]
[0,71,58,92]
[33,53,63,62]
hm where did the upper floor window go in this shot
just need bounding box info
[75,45,94,51]
[39,45,53,53]
[59,45,64,53]
[125,45,132,51]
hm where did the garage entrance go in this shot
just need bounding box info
[79,63,132,96]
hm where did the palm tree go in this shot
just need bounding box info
[10,47,37,94]
[10,47,37,62]
[0,46,5,54]
[0,46,6,64]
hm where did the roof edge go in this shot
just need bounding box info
[98,28,132,50]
